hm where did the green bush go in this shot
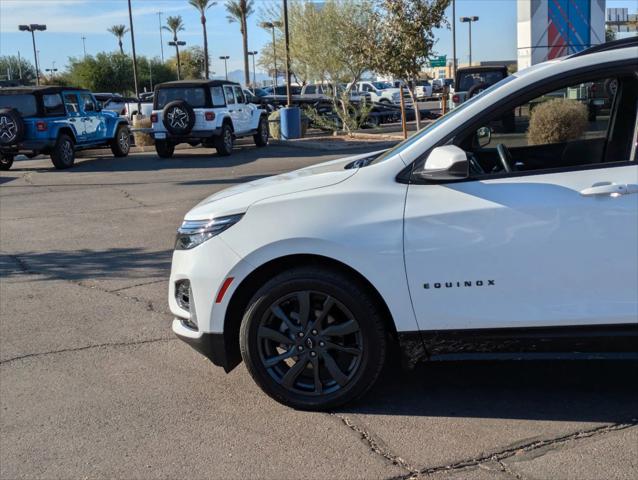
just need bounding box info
[527,98,588,145]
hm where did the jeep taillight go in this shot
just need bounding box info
[205,111,215,121]
[151,113,158,123]
[452,94,460,104]
[36,121,47,131]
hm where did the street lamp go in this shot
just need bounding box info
[260,21,282,88]
[247,51,258,89]
[219,55,230,80]
[169,40,186,80]
[81,36,87,58]
[18,24,46,85]
[459,16,479,66]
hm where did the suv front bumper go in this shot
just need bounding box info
[172,318,234,371]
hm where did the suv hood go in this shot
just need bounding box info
[184,151,378,220]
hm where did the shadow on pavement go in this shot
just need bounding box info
[341,360,638,423]
[0,248,171,281]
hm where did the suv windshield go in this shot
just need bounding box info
[457,70,506,92]
[372,82,393,90]
[156,87,207,109]
[0,94,37,116]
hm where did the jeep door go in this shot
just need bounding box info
[232,86,252,133]
[223,85,243,133]
[63,93,88,142]
[79,93,105,142]
[403,68,638,340]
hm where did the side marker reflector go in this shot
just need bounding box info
[215,277,234,304]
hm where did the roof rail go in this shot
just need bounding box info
[569,37,638,59]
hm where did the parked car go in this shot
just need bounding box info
[413,79,434,100]
[168,38,638,409]
[150,80,269,158]
[450,65,509,107]
[300,84,370,103]
[123,98,153,119]
[0,86,130,170]
[95,93,130,116]
[350,81,410,105]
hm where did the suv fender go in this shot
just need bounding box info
[55,126,77,144]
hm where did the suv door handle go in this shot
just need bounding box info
[580,183,638,197]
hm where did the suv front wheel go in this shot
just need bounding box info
[50,133,75,169]
[111,124,130,157]
[254,115,269,147]
[240,267,387,410]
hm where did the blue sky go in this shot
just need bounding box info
[1,0,636,75]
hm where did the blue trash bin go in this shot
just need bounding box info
[280,107,301,140]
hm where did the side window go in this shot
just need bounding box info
[211,87,225,106]
[79,93,96,112]
[63,93,79,115]
[362,84,372,93]
[233,86,245,104]
[43,94,65,116]
[464,76,622,175]
[224,86,236,105]
[305,85,316,95]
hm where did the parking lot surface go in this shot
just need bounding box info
[1,145,637,479]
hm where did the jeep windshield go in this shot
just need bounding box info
[156,87,207,109]
[456,70,506,92]
[0,94,37,117]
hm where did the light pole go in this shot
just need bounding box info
[18,24,46,85]
[248,51,258,89]
[127,0,141,114]
[460,16,479,66]
[451,0,456,79]
[158,12,164,63]
[283,0,292,106]
[219,55,229,80]
[170,41,186,80]
[81,36,87,58]
[260,21,282,88]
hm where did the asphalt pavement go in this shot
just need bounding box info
[1,144,637,479]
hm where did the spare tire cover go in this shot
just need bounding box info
[162,100,196,135]
[0,108,25,146]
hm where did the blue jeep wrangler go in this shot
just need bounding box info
[0,86,130,170]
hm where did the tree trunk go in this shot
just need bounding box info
[399,88,408,139]
[242,16,250,86]
[407,85,421,131]
[119,39,124,55]
[201,15,209,79]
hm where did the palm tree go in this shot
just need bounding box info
[225,0,254,86]
[189,0,217,80]
[163,15,186,80]
[107,24,129,55]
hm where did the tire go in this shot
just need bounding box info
[0,153,14,171]
[240,267,387,410]
[155,140,175,158]
[378,98,391,104]
[253,115,269,147]
[0,108,24,146]
[162,100,196,136]
[467,82,489,99]
[110,124,130,157]
[215,123,234,156]
[50,133,75,169]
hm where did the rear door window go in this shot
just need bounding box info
[0,94,38,116]
[64,93,80,115]
[43,94,65,116]
[233,86,245,104]
[224,86,236,105]
[210,87,225,106]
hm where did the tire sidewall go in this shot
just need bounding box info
[155,140,175,158]
[216,124,234,156]
[0,153,14,170]
[162,100,196,136]
[51,134,75,169]
[0,108,25,146]
[254,115,269,146]
[111,124,130,157]
[240,269,386,410]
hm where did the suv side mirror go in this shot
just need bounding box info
[476,126,491,147]
[414,146,469,181]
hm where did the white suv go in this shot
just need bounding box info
[169,39,638,409]
[151,80,269,158]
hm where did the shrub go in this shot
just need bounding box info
[527,98,588,145]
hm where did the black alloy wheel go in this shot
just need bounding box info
[240,267,387,410]
[50,134,75,169]
[111,124,130,157]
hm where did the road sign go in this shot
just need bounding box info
[428,55,447,67]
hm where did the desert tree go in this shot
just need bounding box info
[225,0,255,86]
[188,0,217,79]
[107,24,129,55]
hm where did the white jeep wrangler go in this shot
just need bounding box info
[150,80,269,158]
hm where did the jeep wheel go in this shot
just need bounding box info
[50,134,75,169]
[0,108,24,146]
[111,124,130,157]
[155,140,175,158]
[0,153,14,171]
[215,123,234,156]
[253,115,269,147]
[240,267,387,410]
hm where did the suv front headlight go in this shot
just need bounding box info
[175,214,244,250]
